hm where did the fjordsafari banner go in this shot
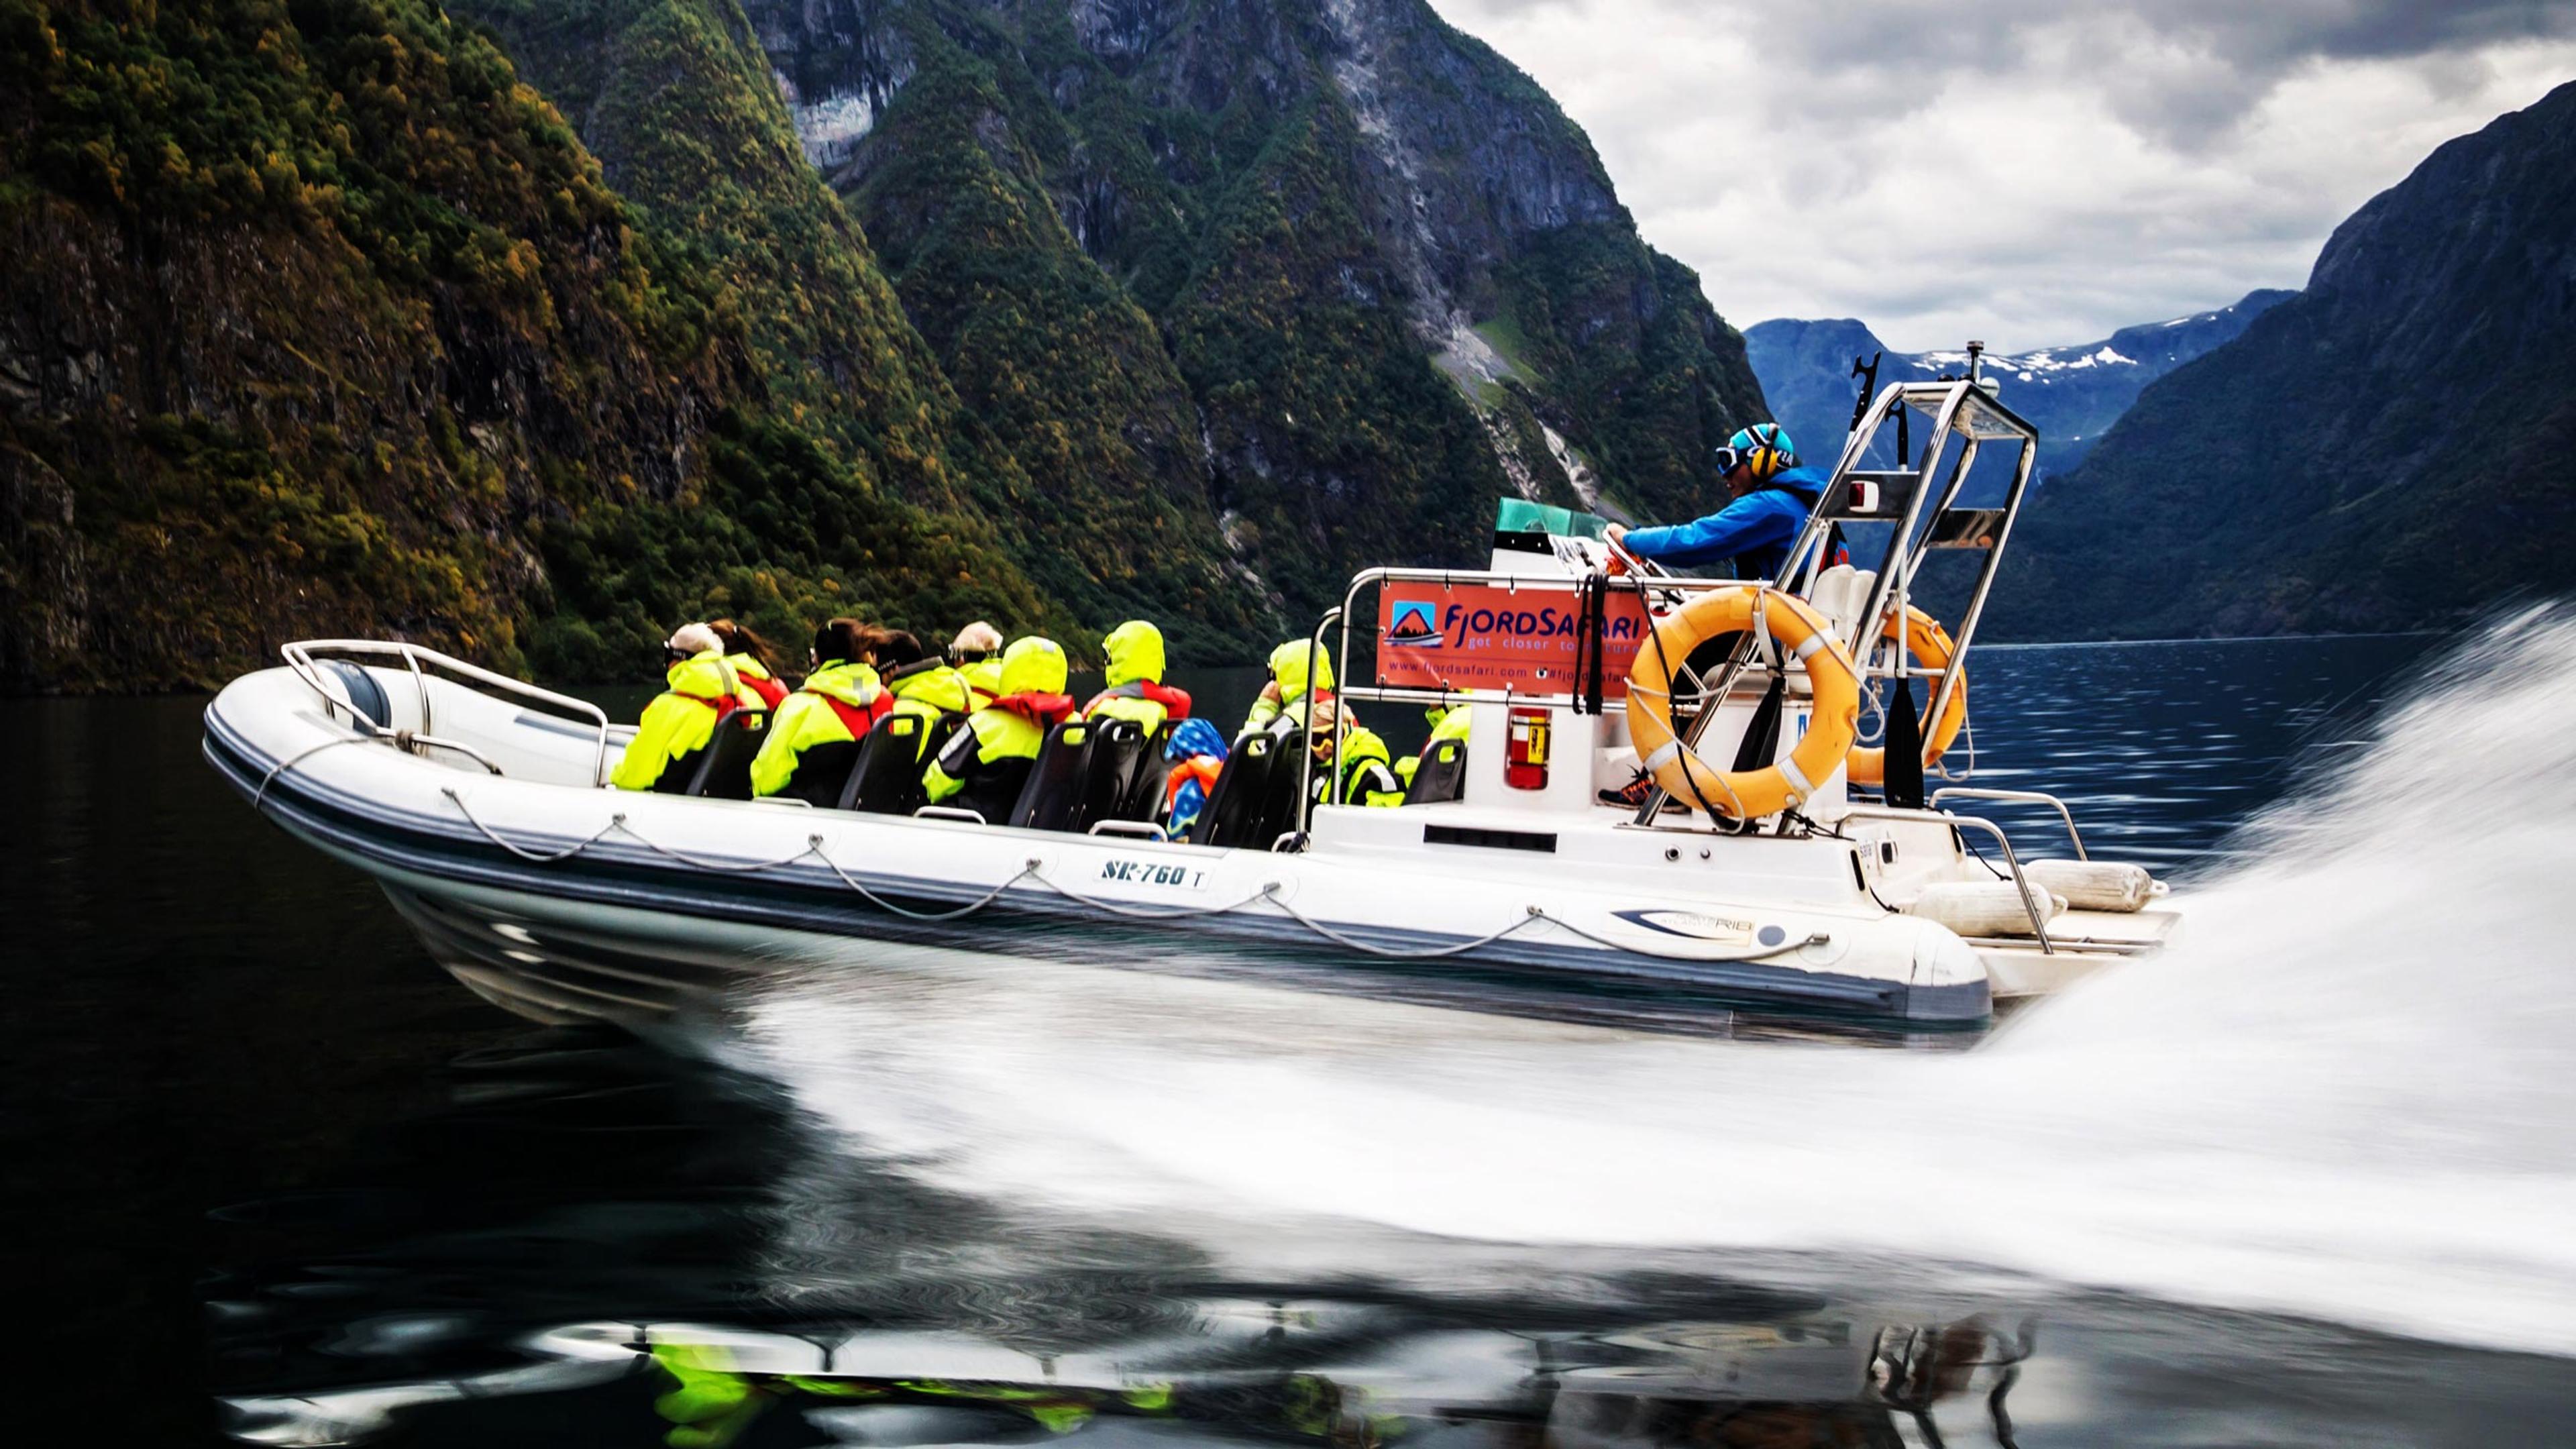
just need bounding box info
[1375,582,1656,696]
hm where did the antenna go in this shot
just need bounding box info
[1965,339,1985,383]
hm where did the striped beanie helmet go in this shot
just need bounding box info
[1718,423,1798,482]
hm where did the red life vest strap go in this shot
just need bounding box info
[991,692,1077,727]
[817,690,890,741]
[1087,680,1193,720]
[674,691,739,721]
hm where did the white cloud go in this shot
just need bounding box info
[1427,0,2576,350]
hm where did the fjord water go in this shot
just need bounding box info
[12,625,2576,1442]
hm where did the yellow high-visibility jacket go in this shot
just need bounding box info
[610,651,739,792]
[749,660,885,798]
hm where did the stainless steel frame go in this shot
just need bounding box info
[1782,378,2043,779]
[1843,804,2055,952]
[1930,786,2090,861]
[280,639,615,786]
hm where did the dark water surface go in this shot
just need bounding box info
[12,633,2575,1444]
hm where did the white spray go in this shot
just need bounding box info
[735,606,2576,1354]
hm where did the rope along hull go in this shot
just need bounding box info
[203,672,1989,1032]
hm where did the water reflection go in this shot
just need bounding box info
[209,1032,2576,1447]
[215,1033,2037,1448]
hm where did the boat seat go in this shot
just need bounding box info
[1188,731,1281,847]
[678,710,770,801]
[1009,720,1093,832]
[774,738,861,808]
[1254,729,1318,843]
[1068,717,1149,833]
[1113,721,1180,823]
[1403,738,1467,805]
[835,712,930,815]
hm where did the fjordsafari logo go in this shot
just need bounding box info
[1384,597,1444,647]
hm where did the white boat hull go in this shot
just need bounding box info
[203,664,1999,1030]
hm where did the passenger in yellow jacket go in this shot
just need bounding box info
[611,624,745,792]
[1307,698,1405,808]
[1081,620,1193,732]
[923,637,1076,820]
[1397,702,1472,788]
[1241,639,1335,737]
[876,631,974,761]
[749,619,892,799]
[951,621,1006,706]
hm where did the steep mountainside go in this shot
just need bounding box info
[1744,292,2292,478]
[458,0,1269,655]
[1986,80,2576,641]
[731,0,1771,623]
[0,0,1044,690]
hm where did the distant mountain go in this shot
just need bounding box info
[1987,79,2576,641]
[1744,292,2291,476]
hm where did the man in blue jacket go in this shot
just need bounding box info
[1606,423,1831,580]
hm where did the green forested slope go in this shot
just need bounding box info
[0,0,1781,690]
[1164,93,1507,608]
[839,18,1269,653]
[0,0,1044,690]
[745,0,1771,626]
[465,0,1269,656]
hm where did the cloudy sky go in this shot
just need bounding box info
[1426,0,2576,351]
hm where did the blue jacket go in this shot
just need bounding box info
[1622,466,1829,579]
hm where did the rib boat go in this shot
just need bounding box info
[203,366,2182,1030]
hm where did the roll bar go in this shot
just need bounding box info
[1780,377,2043,771]
[1300,372,2047,830]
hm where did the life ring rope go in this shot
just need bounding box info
[1623,586,1862,821]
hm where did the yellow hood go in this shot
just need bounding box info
[1102,620,1167,687]
[1267,639,1335,701]
[998,636,1069,698]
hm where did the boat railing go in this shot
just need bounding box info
[1843,803,2055,952]
[280,639,615,787]
[1291,606,1345,849]
[1929,786,2090,861]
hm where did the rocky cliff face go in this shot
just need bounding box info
[1,0,1773,688]
[1744,292,2292,479]
[730,0,1770,623]
[0,0,1044,690]
[458,0,1269,656]
[1985,80,2576,641]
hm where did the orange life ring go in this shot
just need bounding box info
[1623,587,1860,820]
[1846,606,1966,786]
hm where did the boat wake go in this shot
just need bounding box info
[728,605,2576,1356]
